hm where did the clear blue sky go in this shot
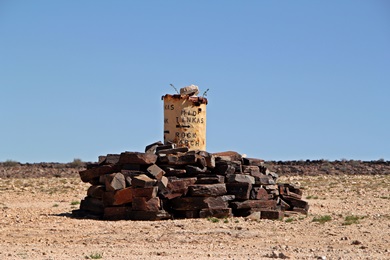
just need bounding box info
[1,1,389,163]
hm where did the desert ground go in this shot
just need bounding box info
[0,165,389,259]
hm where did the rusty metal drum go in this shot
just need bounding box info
[162,94,208,151]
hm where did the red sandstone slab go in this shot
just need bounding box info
[147,164,165,180]
[261,210,284,220]
[171,196,228,211]
[243,157,264,166]
[132,197,161,212]
[103,187,133,206]
[132,174,157,188]
[187,183,227,197]
[87,185,105,199]
[226,183,252,200]
[79,164,120,183]
[119,152,157,165]
[105,172,126,191]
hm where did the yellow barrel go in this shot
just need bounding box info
[162,94,208,151]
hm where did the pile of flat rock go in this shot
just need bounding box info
[73,142,309,221]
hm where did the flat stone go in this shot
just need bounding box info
[147,164,166,180]
[161,177,197,198]
[87,185,105,199]
[199,208,232,218]
[119,152,157,165]
[79,164,120,183]
[103,206,132,220]
[103,187,133,206]
[243,157,264,166]
[132,174,157,188]
[242,165,261,175]
[213,151,243,162]
[195,175,225,184]
[131,186,158,199]
[171,196,228,211]
[100,154,120,165]
[80,197,104,215]
[250,187,269,200]
[105,172,126,191]
[198,151,216,168]
[214,162,235,175]
[157,176,169,189]
[145,141,163,154]
[188,183,227,197]
[156,147,189,155]
[164,153,197,166]
[132,197,161,212]
[226,174,255,184]
[155,144,175,152]
[261,210,284,220]
[185,165,208,175]
[226,182,252,200]
[160,166,187,177]
[254,174,275,185]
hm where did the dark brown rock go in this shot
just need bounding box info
[132,197,161,212]
[160,177,197,199]
[199,208,232,218]
[242,165,261,175]
[156,147,189,155]
[79,164,120,183]
[87,185,105,199]
[243,157,264,166]
[213,151,242,162]
[185,165,208,175]
[146,164,165,180]
[100,154,120,165]
[250,187,269,200]
[131,187,158,199]
[132,174,157,188]
[195,175,225,184]
[188,183,227,197]
[226,182,252,200]
[164,153,197,166]
[261,210,284,220]
[105,172,126,191]
[80,197,104,214]
[199,151,216,168]
[254,174,275,185]
[145,141,163,154]
[214,161,236,175]
[161,166,187,177]
[103,187,133,206]
[171,196,228,211]
[119,152,157,165]
[226,174,255,184]
[103,206,132,220]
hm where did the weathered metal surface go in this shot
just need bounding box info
[162,93,207,151]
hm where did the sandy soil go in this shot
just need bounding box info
[0,174,389,260]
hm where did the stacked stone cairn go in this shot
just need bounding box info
[73,142,309,221]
